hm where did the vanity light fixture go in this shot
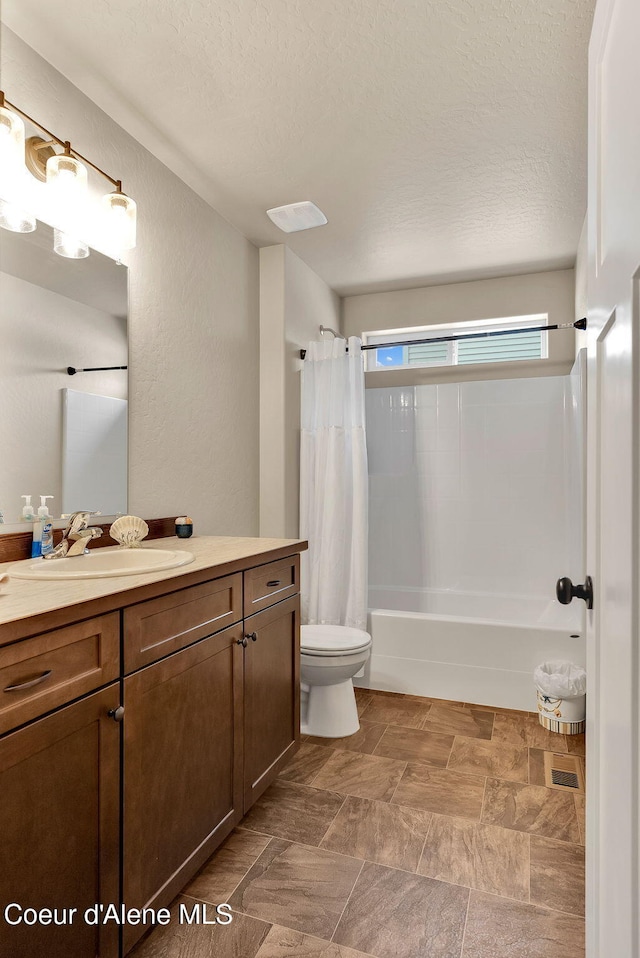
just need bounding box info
[0,90,137,258]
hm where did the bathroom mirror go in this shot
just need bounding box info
[0,219,128,529]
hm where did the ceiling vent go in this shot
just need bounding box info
[266,201,327,233]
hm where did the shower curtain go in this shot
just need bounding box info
[300,336,368,630]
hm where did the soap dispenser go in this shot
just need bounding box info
[21,495,35,521]
[38,496,54,519]
[37,496,55,556]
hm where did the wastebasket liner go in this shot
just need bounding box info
[534,660,587,699]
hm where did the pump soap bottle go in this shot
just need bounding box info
[21,495,36,521]
[37,496,54,557]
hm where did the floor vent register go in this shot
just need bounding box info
[543,752,585,793]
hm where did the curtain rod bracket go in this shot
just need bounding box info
[320,324,346,340]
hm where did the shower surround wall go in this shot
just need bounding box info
[364,375,585,709]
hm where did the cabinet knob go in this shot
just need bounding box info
[246,632,258,642]
[236,637,248,648]
[108,706,125,723]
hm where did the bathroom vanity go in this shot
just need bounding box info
[0,536,306,958]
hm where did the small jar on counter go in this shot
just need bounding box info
[175,516,193,538]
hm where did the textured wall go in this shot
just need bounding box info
[260,246,340,537]
[259,246,287,537]
[343,269,576,385]
[1,30,260,534]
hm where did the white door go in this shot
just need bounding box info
[585,0,640,955]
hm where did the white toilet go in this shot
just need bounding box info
[300,625,372,738]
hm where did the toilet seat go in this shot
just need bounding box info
[301,625,372,657]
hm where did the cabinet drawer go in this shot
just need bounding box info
[243,555,300,617]
[0,613,120,736]
[123,573,243,673]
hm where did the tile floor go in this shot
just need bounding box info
[132,690,586,958]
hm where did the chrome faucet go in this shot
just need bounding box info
[44,511,103,559]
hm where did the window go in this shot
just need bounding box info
[363,315,549,372]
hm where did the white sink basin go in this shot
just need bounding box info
[9,548,195,580]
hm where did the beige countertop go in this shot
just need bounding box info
[0,535,306,639]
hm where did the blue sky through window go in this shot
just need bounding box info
[375,345,404,367]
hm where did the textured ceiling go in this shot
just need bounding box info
[2,0,594,294]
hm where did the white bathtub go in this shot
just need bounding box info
[359,587,586,711]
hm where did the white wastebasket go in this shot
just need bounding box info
[534,660,587,735]
[536,689,586,735]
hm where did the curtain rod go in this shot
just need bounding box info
[299,318,586,360]
[67,365,128,375]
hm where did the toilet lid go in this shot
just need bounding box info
[301,625,372,654]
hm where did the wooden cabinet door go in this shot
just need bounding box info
[243,595,300,810]
[123,623,244,954]
[0,683,120,958]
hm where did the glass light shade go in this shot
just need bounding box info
[46,152,88,241]
[102,190,136,251]
[0,197,36,233]
[0,106,33,229]
[53,228,89,259]
[46,152,88,193]
[0,105,25,181]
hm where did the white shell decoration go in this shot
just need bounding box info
[109,515,149,548]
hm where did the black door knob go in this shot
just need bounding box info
[236,637,248,648]
[556,576,594,610]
